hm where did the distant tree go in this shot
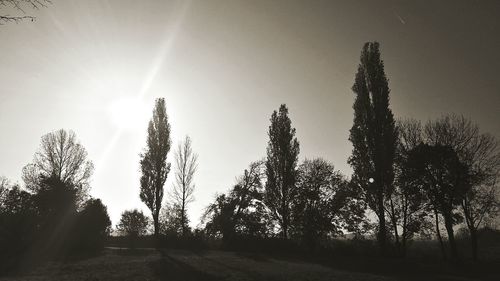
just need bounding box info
[0,176,9,204]
[203,161,269,242]
[292,158,365,250]
[159,203,184,235]
[425,114,500,260]
[73,198,111,253]
[140,98,172,238]
[348,42,398,253]
[116,209,149,238]
[265,104,300,239]
[405,144,470,261]
[22,129,94,206]
[171,135,198,236]
[0,0,50,24]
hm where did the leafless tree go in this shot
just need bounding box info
[0,0,50,24]
[425,114,500,260]
[171,135,198,236]
[22,129,94,205]
[386,118,428,257]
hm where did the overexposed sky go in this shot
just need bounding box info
[1,0,499,227]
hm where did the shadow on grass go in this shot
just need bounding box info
[151,250,220,281]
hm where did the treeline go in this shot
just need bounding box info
[126,42,498,262]
[0,130,111,274]
[115,43,499,263]
[1,41,499,274]
[199,43,499,262]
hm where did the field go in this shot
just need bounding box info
[1,247,496,281]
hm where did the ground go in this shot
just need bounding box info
[0,248,488,281]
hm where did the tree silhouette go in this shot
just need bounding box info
[0,0,50,24]
[0,176,9,202]
[389,119,428,256]
[171,135,198,236]
[0,184,38,271]
[348,42,397,254]
[116,209,149,247]
[73,198,111,253]
[265,104,300,239]
[22,129,94,206]
[405,144,470,261]
[159,203,184,235]
[33,175,79,258]
[292,158,365,250]
[203,161,269,242]
[140,98,171,238]
[425,114,500,260]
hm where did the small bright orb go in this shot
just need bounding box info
[108,97,149,131]
[368,178,374,184]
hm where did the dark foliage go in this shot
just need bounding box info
[72,198,111,253]
[140,98,172,237]
[116,209,149,248]
[291,158,365,250]
[203,161,270,243]
[0,175,111,274]
[405,144,470,260]
[348,42,398,254]
[265,104,300,239]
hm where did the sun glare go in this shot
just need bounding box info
[108,97,150,131]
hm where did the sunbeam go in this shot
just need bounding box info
[94,0,192,177]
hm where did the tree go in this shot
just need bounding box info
[388,119,428,256]
[22,129,94,206]
[405,144,470,261]
[0,176,9,204]
[203,161,269,242]
[73,199,111,253]
[0,184,38,272]
[140,98,171,237]
[0,0,50,24]
[33,175,79,257]
[292,158,365,250]
[348,42,398,253]
[159,203,184,235]
[171,135,198,236]
[116,209,149,238]
[264,104,300,239]
[425,114,500,260]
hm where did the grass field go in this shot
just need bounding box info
[0,248,496,281]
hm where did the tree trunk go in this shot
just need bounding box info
[153,212,159,238]
[443,213,458,261]
[434,209,447,260]
[377,191,387,255]
[181,199,186,236]
[470,228,478,261]
[282,216,288,239]
[281,197,288,239]
[401,203,408,257]
[389,198,401,256]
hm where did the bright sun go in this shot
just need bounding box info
[108,97,150,131]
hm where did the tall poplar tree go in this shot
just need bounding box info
[140,98,171,237]
[348,42,397,253]
[264,104,300,239]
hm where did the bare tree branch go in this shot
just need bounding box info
[0,0,50,24]
[170,135,198,235]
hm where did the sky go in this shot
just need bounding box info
[1,0,499,228]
